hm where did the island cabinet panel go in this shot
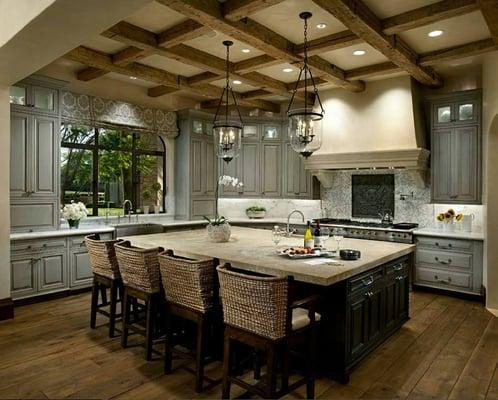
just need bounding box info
[319,256,411,383]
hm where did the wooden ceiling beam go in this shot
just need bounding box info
[157,19,211,46]
[187,71,220,85]
[383,0,479,35]
[112,46,152,66]
[77,67,110,81]
[199,97,281,112]
[479,0,498,45]
[295,30,362,55]
[234,55,281,73]
[157,0,364,92]
[240,89,276,99]
[312,0,442,87]
[345,62,399,80]
[222,0,286,21]
[65,46,280,112]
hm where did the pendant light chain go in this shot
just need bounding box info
[303,15,308,112]
[225,43,229,125]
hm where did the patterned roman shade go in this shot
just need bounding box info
[60,91,178,137]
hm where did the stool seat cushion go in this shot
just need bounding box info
[292,307,321,331]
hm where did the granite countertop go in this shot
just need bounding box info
[121,226,416,286]
[413,228,485,241]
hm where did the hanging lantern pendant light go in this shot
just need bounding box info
[213,40,243,163]
[287,12,325,159]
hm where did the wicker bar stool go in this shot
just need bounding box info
[217,264,321,400]
[158,250,222,393]
[114,240,164,361]
[85,234,123,338]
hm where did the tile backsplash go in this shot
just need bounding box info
[320,169,484,231]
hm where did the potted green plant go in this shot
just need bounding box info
[142,189,151,214]
[151,182,162,214]
[246,206,267,219]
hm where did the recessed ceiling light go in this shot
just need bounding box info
[241,48,251,53]
[316,23,327,29]
[129,76,138,80]
[282,68,293,72]
[353,50,366,56]
[428,29,444,37]
[233,80,242,85]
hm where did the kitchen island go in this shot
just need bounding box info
[122,226,416,382]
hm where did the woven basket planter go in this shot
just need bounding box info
[206,222,231,243]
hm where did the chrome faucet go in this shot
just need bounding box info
[123,199,133,222]
[286,209,305,237]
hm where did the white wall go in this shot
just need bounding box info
[483,52,498,312]
[0,87,10,299]
[316,76,421,154]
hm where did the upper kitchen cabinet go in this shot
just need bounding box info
[10,75,63,116]
[261,143,281,197]
[430,90,482,204]
[283,143,312,198]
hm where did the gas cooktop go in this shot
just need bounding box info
[314,219,418,230]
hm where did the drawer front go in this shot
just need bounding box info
[416,249,472,270]
[69,233,113,250]
[11,201,58,232]
[415,236,473,252]
[349,266,384,296]
[415,266,472,290]
[386,259,409,277]
[11,238,66,254]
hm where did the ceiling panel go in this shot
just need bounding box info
[83,36,127,54]
[185,32,265,63]
[124,1,187,33]
[399,11,490,54]
[251,0,347,44]
[257,63,302,83]
[140,54,205,77]
[362,0,440,19]
[210,79,258,93]
[107,72,155,88]
[321,43,389,70]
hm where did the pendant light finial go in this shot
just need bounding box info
[286,11,324,159]
[213,40,242,163]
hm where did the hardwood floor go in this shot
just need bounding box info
[0,291,496,399]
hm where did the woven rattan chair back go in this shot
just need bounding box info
[158,250,217,313]
[114,241,163,294]
[85,234,122,279]
[217,264,290,340]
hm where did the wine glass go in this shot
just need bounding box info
[272,226,282,249]
[333,235,344,252]
[321,227,331,249]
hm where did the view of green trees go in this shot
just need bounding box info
[61,125,163,216]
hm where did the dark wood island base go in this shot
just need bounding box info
[297,254,411,383]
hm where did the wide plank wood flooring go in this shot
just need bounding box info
[0,291,496,399]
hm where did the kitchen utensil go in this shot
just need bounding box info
[340,249,361,260]
[392,222,419,230]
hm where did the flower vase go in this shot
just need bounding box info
[206,222,231,243]
[68,219,80,229]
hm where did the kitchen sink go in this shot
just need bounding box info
[113,222,164,237]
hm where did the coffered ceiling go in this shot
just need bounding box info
[37,0,498,112]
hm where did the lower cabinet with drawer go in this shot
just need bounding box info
[320,255,411,383]
[414,234,483,295]
[10,232,113,300]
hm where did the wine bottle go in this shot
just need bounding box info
[314,220,324,248]
[304,221,314,248]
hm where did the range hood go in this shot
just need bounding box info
[304,76,430,172]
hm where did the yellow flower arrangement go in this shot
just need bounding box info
[436,209,462,222]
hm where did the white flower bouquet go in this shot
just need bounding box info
[218,175,244,188]
[61,201,88,228]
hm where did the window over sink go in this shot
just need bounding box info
[60,124,166,217]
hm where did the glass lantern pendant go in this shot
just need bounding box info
[287,12,325,158]
[213,40,243,163]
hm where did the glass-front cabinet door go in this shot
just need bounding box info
[9,85,27,106]
[456,101,478,124]
[433,102,453,127]
[242,124,259,141]
[262,124,280,141]
[192,119,204,135]
[32,85,58,114]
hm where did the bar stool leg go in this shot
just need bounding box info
[281,343,290,391]
[109,279,118,338]
[221,331,232,400]
[145,296,154,361]
[163,310,173,374]
[121,287,130,348]
[306,328,316,400]
[266,343,278,399]
[100,285,107,306]
[195,316,205,393]
[90,277,99,329]
[253,350,261,380]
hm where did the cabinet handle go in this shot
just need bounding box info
[393,264,403,271]
[362,275,374,286]
[450,195,458,199]
[395,276,404,281]
[434,275,452,284]
[80,241,86,247]
[435,256,452,265]
[364,291,373,298]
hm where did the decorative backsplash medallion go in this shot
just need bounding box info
[352,174,394,218]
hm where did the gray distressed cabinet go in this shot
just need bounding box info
[175,110,317,219]
[10,75,65,232]
[430,90,481,204]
